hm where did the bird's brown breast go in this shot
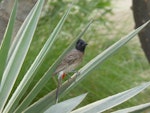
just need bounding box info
[54,49,84,74]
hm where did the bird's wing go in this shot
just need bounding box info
[54,49,83,74]
[64,50,81,64]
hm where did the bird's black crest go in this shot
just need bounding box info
[76,39,87,52]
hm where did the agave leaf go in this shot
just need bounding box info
[4,1,72,113]
[0,0,17,84]
[71,82,150,113]
[112,102,150,113]
[44,93,87,113]
[1,0,44,113]
[14,20,93,113]
[23,20,150,112]
[7,1,35,62]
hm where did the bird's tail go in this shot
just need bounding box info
[55,79,61,104]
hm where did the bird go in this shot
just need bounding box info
[54,39,87,103]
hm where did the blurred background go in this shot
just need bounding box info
[1,0,150,112]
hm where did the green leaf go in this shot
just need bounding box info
[5,1,72,113]
[112,102,150,113]
[7,2,35,62]
[0,0,44,113]
[71,82,150,113]
[16,20,93,113]
[24,20,150,112]
[0,0,17,84]
[44,93,87,113]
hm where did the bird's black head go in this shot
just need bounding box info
[75,39,87,52]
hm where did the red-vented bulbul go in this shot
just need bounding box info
[54,39,87,103]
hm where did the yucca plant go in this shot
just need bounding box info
[0,0,150,113]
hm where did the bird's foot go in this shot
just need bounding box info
[71,70,80,82]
